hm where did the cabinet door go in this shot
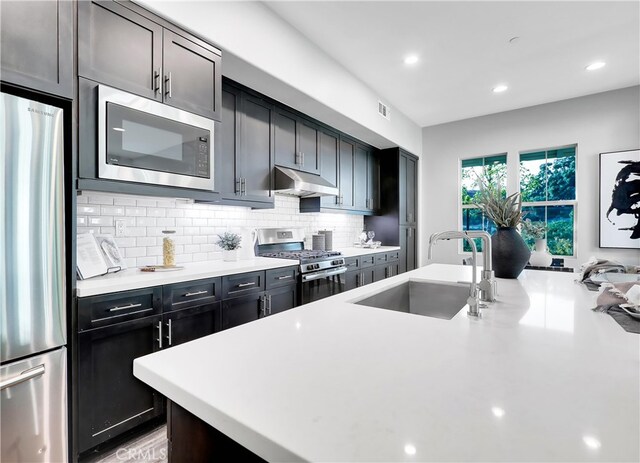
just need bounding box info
[78,0,162,101]
[238,94,273,200]
[344,271,359,291]
[298,121,320,174]
[367,151,379,211]
[405,154,417,224]
[373,265,387,282]
[338,138,356,208]
[221,293,264,330]
[217,85,240,197]
[319,129,340,208]
[1,0,73,98]
[268,285,297,315]
[353,145,369,210]
[163,303,219,348]
[77,315,164,452]
[361,268,375,285]
[400,226,417,273]
[273,109,299,170]
[162,29,221,120]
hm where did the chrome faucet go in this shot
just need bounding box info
[465,231,497,302]
[428,231,481,317]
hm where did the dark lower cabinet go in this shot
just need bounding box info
[163,304,219,348]
[268,285,297,315]
[221,293,263,330]
[0,0,73,98]
[77,315,164,453]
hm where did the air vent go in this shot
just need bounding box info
[378,100,390,120]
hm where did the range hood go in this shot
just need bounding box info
[274,166,339,197]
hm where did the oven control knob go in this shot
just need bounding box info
[313,264,320,269]
[332,260,341,265]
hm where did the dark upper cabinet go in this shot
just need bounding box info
[0,0,73,98]
[366,148,379,211]
[273,108,299,170]
[78,0,162,101]
[273,108,320,175]
[354,145,369,210]
[319,128,340,207]
[239,94,273,200]
[217,85,240,197]
[78,0,221,120]
[162,29,221,120]
[400,153,417,225]
[338,137,356,208]
[217,82,273,205]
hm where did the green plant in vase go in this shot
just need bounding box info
[216,232,242,261]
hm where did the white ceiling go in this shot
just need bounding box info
[264,1,640,128]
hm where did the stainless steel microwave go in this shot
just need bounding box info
[98,85,215,191]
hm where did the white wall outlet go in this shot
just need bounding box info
[115,219,126,237]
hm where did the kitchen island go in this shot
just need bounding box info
[133,264,640,462]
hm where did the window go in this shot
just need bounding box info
[461,154,507,252]
[519,146,576,256]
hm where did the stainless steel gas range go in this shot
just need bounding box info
[256,228,347,304]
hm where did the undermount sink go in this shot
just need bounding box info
[352,279,470,320]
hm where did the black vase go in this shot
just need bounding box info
[491,227,531,279]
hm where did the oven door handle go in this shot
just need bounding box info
[301,266,348,282]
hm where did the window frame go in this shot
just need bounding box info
[518,144,578,258]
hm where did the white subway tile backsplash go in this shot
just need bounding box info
[101,206,125,216]
[78,205,100,216]
[125,207,147,217]
[76,192,364,267]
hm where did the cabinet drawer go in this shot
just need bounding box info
[266,267,298,290]
[222,271,265,299]
[163,277,220,312]
[344,257,359,271]
[360,255,376,268]
[374,253,388,265]
[386,250,400,262]
[78,287,162,331]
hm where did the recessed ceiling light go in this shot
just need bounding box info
[492,84,509,93]
[586,61,606,71]
[404,444,417,455]
[583,436,601,449]
[404,55,419,65]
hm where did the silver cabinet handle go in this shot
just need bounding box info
[167,319,173,346]
[154,67,162,95]
[260,295,267,317]
[360,272,365,286]
[184,290,207,297]
[268,294,272,315]
[237,282,256,288]
[236,177,242,195]
[241,177,247,196]
[276,275,292,280]
[108,303,142,312]
[0,364,45,391]
[157,321,163,349]
[165,72,172,98]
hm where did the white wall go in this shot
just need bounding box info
[139,0,422,155]
[421,86,640,269]
[77,193,364,268]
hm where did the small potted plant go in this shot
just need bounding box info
[521,219,552,267]
[216,232,242,262]
[472,170,530,278]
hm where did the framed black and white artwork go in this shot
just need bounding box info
[599,149,640,249]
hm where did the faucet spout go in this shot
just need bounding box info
[428,230,481,317]
[465,231,497,302]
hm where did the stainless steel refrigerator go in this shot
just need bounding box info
[1,92,68,462]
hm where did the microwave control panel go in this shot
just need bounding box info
[196,137,209,178]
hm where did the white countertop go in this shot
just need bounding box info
[76,247,400,297]
[134,264,640,462]
[76,257,296,297]
[338,246,401,257]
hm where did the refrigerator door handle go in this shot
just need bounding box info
[0,364,45,391]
